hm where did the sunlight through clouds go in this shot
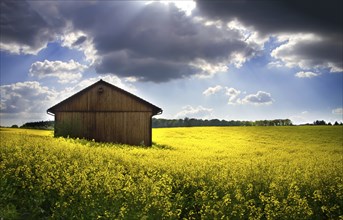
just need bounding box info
[60,30,98,65]
[190,59,228,78]
[146,0,196,16]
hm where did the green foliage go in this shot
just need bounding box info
[21,120,54,130]
[0,126,342,219]
[152,118,293,127]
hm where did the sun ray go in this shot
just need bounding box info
[145,0,196,16]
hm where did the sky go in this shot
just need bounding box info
[1,0,342,126]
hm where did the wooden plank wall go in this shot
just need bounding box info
[55,112,153,146]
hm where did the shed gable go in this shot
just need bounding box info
[48,80,162,114]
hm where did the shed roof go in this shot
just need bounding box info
[47,79,162,115]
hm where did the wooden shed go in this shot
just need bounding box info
[47,79,162,146]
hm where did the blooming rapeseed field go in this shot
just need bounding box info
[0,126,342,219]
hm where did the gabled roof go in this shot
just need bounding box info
[47,79,162,115]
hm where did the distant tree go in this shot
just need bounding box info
[21,120,54,130]
[283,119,293,126]
[314,120,326,125]
[184,117,191,127]
[11,125,18,128]
[334,121,340,126]
[328,122,332,126]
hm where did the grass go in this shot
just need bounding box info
[0,126,342,219]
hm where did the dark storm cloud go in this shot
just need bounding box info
[96,51,199,82]
[293,37,342,66]
[195,0,343,36]
[55,1,257,81]
[83,2,246,60]
[0,1,64,54]
[195,0,343,72]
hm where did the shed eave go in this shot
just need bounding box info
[47,109,55,116]
[153,108,163,116]
[46,108,54,115]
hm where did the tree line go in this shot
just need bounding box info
[18,121,54,130]
[305,120,343,126]
[152,118,293,128]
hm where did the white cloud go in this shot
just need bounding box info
[60,30,98,64]
[0,81,56,114]
[225,87,241,104]
[225,19,268,69]
[267,60,284,69]
[175,105,213,119]
[241,91,273,105]
[328,63,343,73]
[271,33,342,73]
[230,52,247,68]
[190,59,228,78]
[202,85,272,106]
[29,59,86,83]
[295,71,320,78]
[124,77,138,83]
[332,108,343,115]
[204,19,224,29]
[227,19,249,37]
[271,33,319,69]
[0,41,48,55]
[203,85,223,96]
[227,19,268,50]
[152,1,196,16]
